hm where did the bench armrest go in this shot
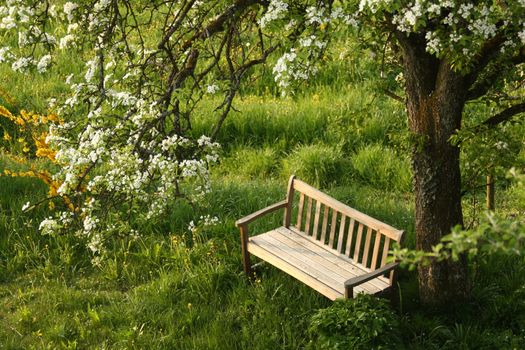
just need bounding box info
[344,262,399,288]
[235,200,288,228]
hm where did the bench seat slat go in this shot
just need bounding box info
[274,227,389,292]
[248,227,391,300]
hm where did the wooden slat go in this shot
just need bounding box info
[293,179,403,241]
[284,175,295,228]
[353,223,364,262]
[329,210,338,248]
[336,215,346,252]
[272,227,390,292]
[288,226,390,286]
[371,231,382,270]
[261,234,344,285]
[304,197,313,235]
[381,237,391,268]
[320,206,329,243]
[345,218,355,258]
[361,227,373,268]
[268,231,377,295]
[248,239,341,300]
[313,200,322,240]
[296,193,305,230]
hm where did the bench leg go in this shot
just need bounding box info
[344,286,353,299]
[240,225,252,277]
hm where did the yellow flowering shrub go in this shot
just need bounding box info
[0,103,74,211]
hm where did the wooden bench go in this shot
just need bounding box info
[235,176,404,300]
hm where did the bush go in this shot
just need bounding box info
[282,144,344,187]
[351,144,411,192]
[220,146,279,179]
[308,294,401,350]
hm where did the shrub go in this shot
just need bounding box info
[308,294,401,350]
[282,144,344,187]
[220,147,279,179]
[351,144,411,192]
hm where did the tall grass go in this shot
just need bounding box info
[351,143,412,192]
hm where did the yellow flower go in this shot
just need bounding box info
[0,105,14,119]
[3,132,11,141]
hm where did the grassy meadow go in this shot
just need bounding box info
[1,27,525,349]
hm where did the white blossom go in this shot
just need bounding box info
[259,0,288,28]
[36,54,51,73]
[206,84,219,94]
[63,2,79,22]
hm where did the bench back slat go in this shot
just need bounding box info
[313,201,322,240]
[336,215,346,252]
[304,197,313,235]
[328,210,338,248]
[320,206,329,243]
[345,218,355,257]
[353,223,364,262]
[361,227,373,267]
[292,179,402,241]
[371,231,382,270]
[296,193,305,231]
[288,177,403,273]
[381,237,391,268]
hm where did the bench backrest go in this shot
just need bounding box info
[284,176,404,273]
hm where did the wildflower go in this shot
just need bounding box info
[206,84,219,94]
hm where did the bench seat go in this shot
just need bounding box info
[249,226,390,300]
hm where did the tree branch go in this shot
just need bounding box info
[481,102,525,128]
[466,43,524,101]
[382,89,405,103]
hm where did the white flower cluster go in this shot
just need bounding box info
[39,217,62,236]
[519,28,525,44]
[206,84,219,94]
[259,0,288,29]
[267,5,357,95]
[187,215,220,234]
[63,2,78,22]
[357,1,524,63]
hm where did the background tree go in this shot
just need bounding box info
[1,0,523,305]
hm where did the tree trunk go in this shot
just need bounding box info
[401,38,470,305]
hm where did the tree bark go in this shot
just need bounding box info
[400,36,470,305]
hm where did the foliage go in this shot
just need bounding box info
[0,105,68,209]
[394,169,525,269]
[219,146,279,180]
[351,143,412,192]
[282,143,344,188]
[307,294,401,349]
